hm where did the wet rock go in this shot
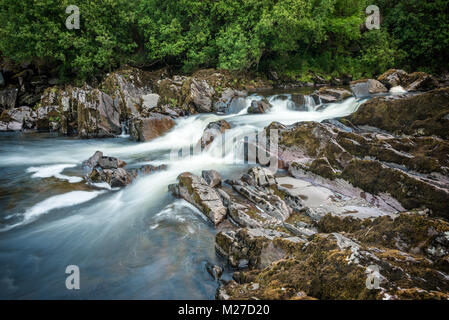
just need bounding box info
[247,99,271,114]
[311,87,352,104]
[131,164,167,177]
[205,262,224,281]
[213,88,247,113]
[350,79,388,97]
[129,113,175,142]
[0,87,18,110]
[290,94,306,111]
[202,170,222,188]
[83,152,132,188]
[0,106,36,131]
[199,120,231,148]
[169,172,227,226]
[346,87,449,139]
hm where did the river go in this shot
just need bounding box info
[0,92,364,299]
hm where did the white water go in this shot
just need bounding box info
[0,92,364,299]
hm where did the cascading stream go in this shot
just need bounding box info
[0,93,365,299]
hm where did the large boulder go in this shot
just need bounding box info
[36,105,60,132]
[202,170,222,188]
[129,113,175,142]
[350,79,388,98]
[378,69,409,89]
[169,172,227,226]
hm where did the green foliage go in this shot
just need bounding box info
[0,0,447,80]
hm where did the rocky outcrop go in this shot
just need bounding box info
[129,113,175,142]
[264,119,449,218]
[350,79,388,98]
[218,212,449,300]
[199,120,231,148]
[213,88,247,113]
[346,87,449,139]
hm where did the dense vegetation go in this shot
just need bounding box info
[0,0,447,81]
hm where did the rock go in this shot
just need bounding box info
[35,105,60,131]
[377,70,439,92]
[248,166,276,187]
[170,172,227,226]
[378,69,409,89]
[199,120,231,148]
[0,72,5,87]
[141,93,160,111]
[247,99,271,114]
[82,151,104,169]
[0,106,36,131]
[202,170,222,188]
[213,88,246,113]
[77,88,122,138]
[129,113,175,142]
[350,79,388,97]
[205,262,223,281]
[0,87,18,110]
[83,152,132,188]
[182,78,215,113]
[311,87,353,104]
[290,94,306,111]
[405,72,440,92]
[88,167,133,188]
[346,87,449,139]
[130,164,167,178]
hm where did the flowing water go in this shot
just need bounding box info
[0,92,366,299]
